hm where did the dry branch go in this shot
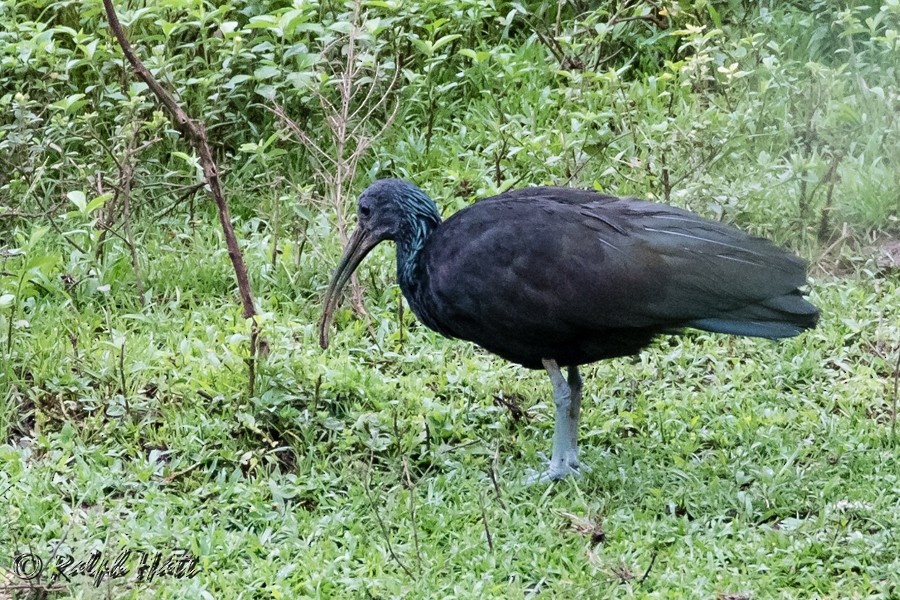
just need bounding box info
[270,0,399,316]
[95,124,151,301]
[102,0,256,320]
[362,454,416,579]
[0,203,63,220]
[892,344,899,437]
[102,0,261,397]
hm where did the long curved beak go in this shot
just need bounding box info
[318,226,381,349]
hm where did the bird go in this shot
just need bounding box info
[318,179,819,482]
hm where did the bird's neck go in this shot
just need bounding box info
[395,216,437,293]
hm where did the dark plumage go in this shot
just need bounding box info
[320,179,819,481]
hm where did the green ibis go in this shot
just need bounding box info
[319,179,819,481]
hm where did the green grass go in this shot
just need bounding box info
[2,1,900,597]
[1,220,898,598]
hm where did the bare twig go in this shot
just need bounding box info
[530,1,668,71]
[639,550,658,585]
[268,104,337,171]
[564,132,632,186]
[102,0,256,319]
[401,457,422,573]
[397,294,404,346]
[32,191,88,254]
[797,113,816,220]
[816,152,844,242]
[151,180,208,221]
[479,491,494,553]
[611,12,669,29]
[94,220,135,247]
[668,139,730,191]
[493,392,532,422]
[0,202,64,220]
[46,509,76,579]
[531,25,570,68]
[103,0,261,398]
[892,344,899,437]
[489,446,505,509]
[247,323,260,399]
[816,222,850,266]
[271,0,399,317]
[393,409,422,573]
[107,122,149,302]
[348,64,401,140]
[270,181,284,269]
[119,340,128,413]
[362,455,415,579]
[163,459,205,483]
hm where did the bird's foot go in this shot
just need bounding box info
[566,453,590,474]
[525,453,588,484]
[525,463,582,484]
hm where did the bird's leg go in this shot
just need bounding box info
[565,365,588,472]
[527,358,581,482]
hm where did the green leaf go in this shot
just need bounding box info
[254,65,280,80]
[25,253,56,272]
[328,21,353,34]
[707,4,722,29]
[224,74,252,89]
[159,21,179,37]
[280,9,311,36]
[172,152,196,165]
[86,193,112,215]
[255,85,276,100]
[246,15,279,29]
[365,0,398,9]
[413,39,432,55]
[262,132,280,149]
[431,34,461,53]
[27,225,50,250]
[50,93,87,115]
[286,71,313,88]
[464,49,492,63]
[219,21,239,35]
[67,191,87,212]
[293,23,324,34]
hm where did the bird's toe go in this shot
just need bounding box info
[525,461,584,484]
[566,451,590,473]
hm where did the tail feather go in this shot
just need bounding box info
[687,291,819,339]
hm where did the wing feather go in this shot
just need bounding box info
[419,188,817,359]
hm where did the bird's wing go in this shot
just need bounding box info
[422,191,815,343]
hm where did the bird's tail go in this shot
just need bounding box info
[687,291,819,339]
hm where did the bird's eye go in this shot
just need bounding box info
[359,205,371,218]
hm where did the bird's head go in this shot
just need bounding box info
[318,179,440,349]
